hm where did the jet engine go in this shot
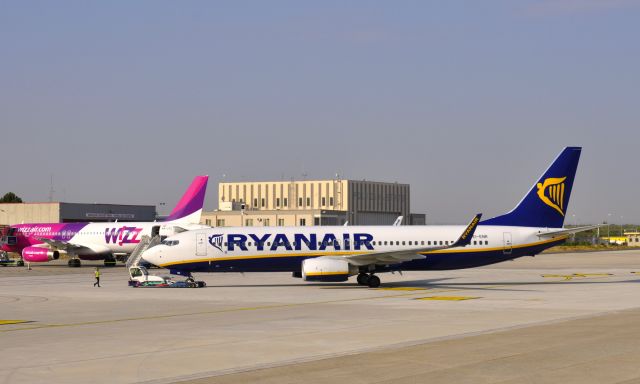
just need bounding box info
[22,246,60,263]
[301,258,357,282]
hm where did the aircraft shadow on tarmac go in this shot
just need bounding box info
[203,276,640,291]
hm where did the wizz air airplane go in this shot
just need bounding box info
[0,176,209,267]
[141,147,596,288]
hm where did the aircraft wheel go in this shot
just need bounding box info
[17,260,24,267]
[356,273,370,286]
[68,259,81,268]
[367,275,381,288]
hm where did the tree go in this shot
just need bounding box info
[0,192,23,203]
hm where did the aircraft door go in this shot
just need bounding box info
[196,232,207,256]
[503,232,513,255]
[151,226,160,237]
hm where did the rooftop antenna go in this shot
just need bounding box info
[48,174,55,202]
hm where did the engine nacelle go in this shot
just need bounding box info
[302,258,357,282]
[22,246,60,263]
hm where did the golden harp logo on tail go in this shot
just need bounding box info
[536,177,567,216]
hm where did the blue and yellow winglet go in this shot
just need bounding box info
[452,213,482,247]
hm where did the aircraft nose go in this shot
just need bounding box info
[141,246,163,267]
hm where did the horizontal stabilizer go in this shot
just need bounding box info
[537,225,603,238]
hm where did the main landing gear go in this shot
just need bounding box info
[356,273,381,288]
[68,258,81,268]
[104,255,116,267]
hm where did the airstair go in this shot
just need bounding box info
[126,235,161,269]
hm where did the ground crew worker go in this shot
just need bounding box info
[94,267,101,287]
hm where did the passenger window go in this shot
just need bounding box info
[485,240,489,245]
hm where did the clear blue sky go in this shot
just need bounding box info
[1,1,639,224]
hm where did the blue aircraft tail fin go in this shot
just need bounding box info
[481,147,582,228]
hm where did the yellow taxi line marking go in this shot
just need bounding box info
[378,287,429,291]
[415,296,480,301]
[0,282,534,333]
[0,320,30,325]
[0,288,465,333]
[541,273,613,281]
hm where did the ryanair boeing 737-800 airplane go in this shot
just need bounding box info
[142,147,597,287]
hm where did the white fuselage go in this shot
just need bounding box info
[142,224,566,272]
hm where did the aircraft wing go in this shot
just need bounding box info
[537,225,603,238]
[36,238,109,255]
[337,213,482,266]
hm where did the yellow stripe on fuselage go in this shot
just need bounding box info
[305,271,348,276]
[158,250,373,268]
[156,236,568,268]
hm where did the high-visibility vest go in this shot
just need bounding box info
[95,271,100,277]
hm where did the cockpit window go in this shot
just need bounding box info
[162,240,180,246]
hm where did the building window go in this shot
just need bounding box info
[329,197,334,206]
[216,219,225,227]
[276,198,280,207]
[261,198,265,207]
[298,197,303,207]
[306,197,310,206]
[245,219,253,226]
[300,218,306,226]
[205,219,211,226]
[283,198,288,207]
[278,218,285,226]
[321,197,326,206]
[253,198,258,207]
[263,218,270,226]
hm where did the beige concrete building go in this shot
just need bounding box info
[201,179,424,227]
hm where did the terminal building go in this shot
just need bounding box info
[0,202,157,225]
[201,179,425,227]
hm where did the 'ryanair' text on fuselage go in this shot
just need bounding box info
[209,233,375,252]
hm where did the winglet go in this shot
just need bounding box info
[452,213,482,247]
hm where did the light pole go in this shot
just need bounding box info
[620,215,624,237]
[607,213,612,239]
